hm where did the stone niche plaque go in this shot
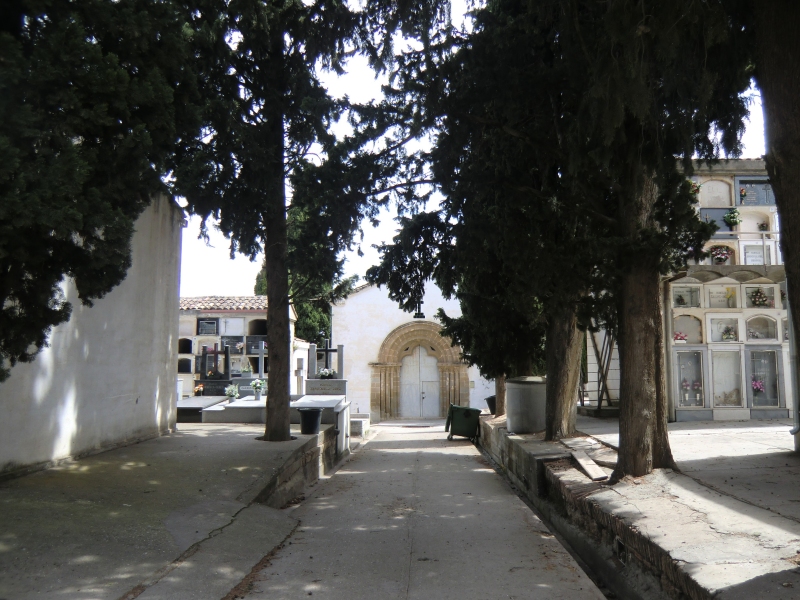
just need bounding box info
[305,379,347,395]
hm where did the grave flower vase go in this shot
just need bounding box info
[254,390,262,403]
[298,408,323,435]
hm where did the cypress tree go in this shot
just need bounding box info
[0,0,200,381]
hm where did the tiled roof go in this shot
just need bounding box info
[180,296,268,311]
[349,283,373,295]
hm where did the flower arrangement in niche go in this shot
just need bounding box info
[721,326,737,341]
[693,380,703,391]
[709,246,733,264]
[682,378,691,391]
[318,368,337,380]
[740,187,748,202]
[725,288,737,307]
[673,332,688,342]
[194,384,204,396]
[723,208,742,227]
[759,222,769,232]
[236,341,244,351]
[224,384,239,398]
[752,377,765,394]
[689,181,701,196]
[749,287,772,308]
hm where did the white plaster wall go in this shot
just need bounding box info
[332,283,493,413]
[0,195,182,475]
[469,366,495,410]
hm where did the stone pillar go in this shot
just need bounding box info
[370,363,401,421]
[308,344,317,379]
[295,357,305,395]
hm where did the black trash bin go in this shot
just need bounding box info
[485,395,497,415]
[445,404,482,441]
[298,407,323,434]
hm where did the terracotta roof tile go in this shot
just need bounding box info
[180,296,268,311]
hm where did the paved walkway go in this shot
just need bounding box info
[237,422,605,600]
[576,415,800,523]
[0,424,306,600]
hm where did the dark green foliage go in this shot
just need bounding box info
[173,0,412,438]
[367,0,750,463]
[254,267,358,347]
[0,0,199,381]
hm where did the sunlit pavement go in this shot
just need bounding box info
[576,415,800,522]
[238,423,605,600]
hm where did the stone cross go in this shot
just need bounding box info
[295,357,305,395]
[337,345,344,380]
[201,344,225,376]
[258,342,266,378]
[319,339,338,370]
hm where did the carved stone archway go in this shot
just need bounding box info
[370,321,470,421]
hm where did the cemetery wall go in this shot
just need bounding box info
[332,283,493,414]
[0,195,182,477]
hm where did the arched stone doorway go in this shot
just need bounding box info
[370,321,469,421]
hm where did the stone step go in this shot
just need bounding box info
[350,417,370,437]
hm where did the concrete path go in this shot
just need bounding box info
[0,424,311,600]
[237,422,605,600]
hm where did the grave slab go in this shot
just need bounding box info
[202,399,266,423]
[177,395,228,410]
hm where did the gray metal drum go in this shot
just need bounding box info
[505,376,547,434]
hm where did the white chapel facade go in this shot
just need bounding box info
[332,283,494,422]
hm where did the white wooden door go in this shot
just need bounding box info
[399,346,441,418]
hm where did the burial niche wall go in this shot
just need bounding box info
[248,319,267,335]
[370,321,469,421]
[178,338,193,354]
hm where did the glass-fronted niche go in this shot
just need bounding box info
[746,316,778,342]
[673,315,703,344]
[744,285,778,309]
[672,286,701,308]
[712,350,743,407]
[676,351,704,407]
[707,286,738,309]
[742,244,772,266]
[749,350,780,407]
[709,317,739,342]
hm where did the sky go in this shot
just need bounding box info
[178,45,767,299]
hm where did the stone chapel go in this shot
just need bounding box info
[331,282,494,423]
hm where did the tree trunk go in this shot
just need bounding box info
[753,2,800,422]
[495,374,506,416]
[545,305,581,441]
[264,184,291,441]
[613,174,676,479]
[263,34,291,442]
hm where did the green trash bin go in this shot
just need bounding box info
[445,403,482,441]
